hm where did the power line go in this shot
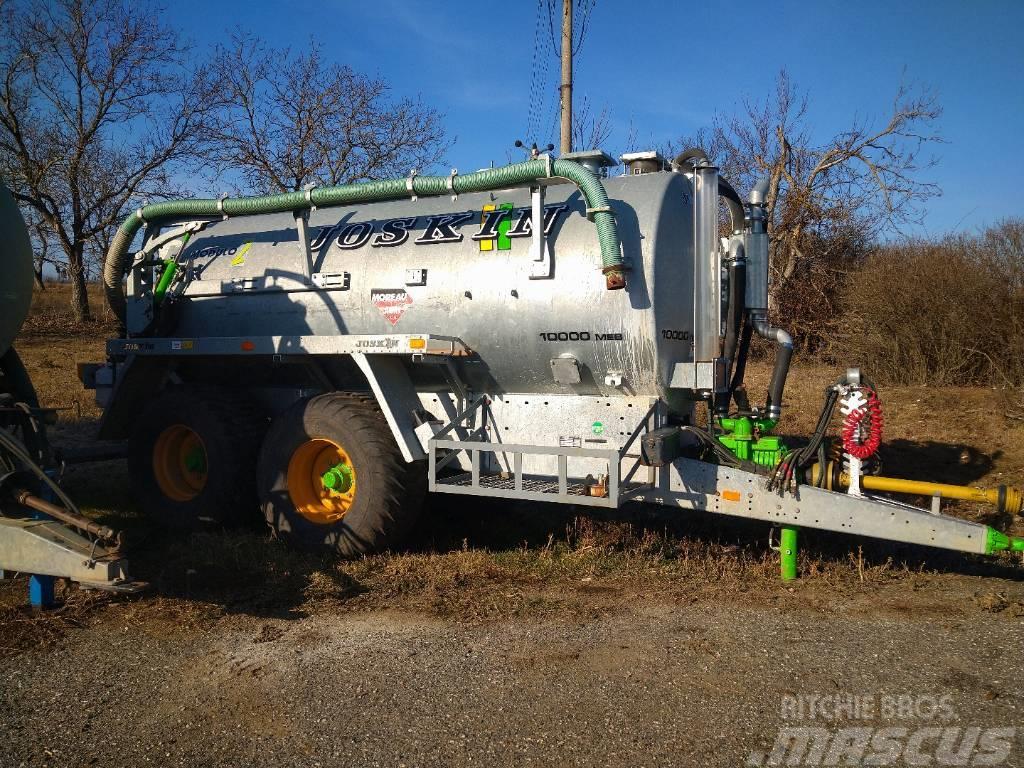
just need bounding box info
[535,0,597,147]
[572,0,595,56]
[547,0,596,57]
[525,0,545,139]
[546,0,559,57]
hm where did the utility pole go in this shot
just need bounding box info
[559,0,572,154]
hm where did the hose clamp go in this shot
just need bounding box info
[447,168,458,200]
[217,193,229,220]
[407,169,418,201]
[135,207,147,224]
[304,183,317,210]
[586,205,614,221]
[545,154,553,179]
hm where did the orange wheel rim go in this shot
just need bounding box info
[152,424,208,502]
[286,438,357,524]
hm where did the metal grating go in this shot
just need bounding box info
[426,397,659,508]
[438,472,592,497]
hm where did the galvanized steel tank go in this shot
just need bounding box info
[0,181,34,357]
[144,171,699,400]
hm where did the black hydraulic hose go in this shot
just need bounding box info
[767,343,794,420]
[768,386,838,493]
[730,323,753,400]
[723,258,746,365]
[753,318,794,421]
[716,257,746,415]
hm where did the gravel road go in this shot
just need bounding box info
[2,585,1023,767]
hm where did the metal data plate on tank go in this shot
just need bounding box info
[418,392,662,477]
[134,173,697,402]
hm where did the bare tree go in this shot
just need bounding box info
[210,32,450,194]
[0,0,218,322]
[572,96,613,152]
[671,71,942,349]
[27,213,56,289]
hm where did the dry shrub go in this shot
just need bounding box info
[840,220,1024,386]
[771,224,871,357]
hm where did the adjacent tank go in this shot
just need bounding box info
[0,180,33,358]
[136,171,698,400]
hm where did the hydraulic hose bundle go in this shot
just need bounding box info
[767,386,840,494]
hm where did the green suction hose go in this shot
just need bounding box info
[103,159,625,323]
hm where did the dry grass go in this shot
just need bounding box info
[15,283,115,424]
[22,282,117,337]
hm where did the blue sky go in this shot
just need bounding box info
[175,0,1024,236]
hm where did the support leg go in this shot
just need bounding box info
[780,526,798,581]
[29,574,55,610]
[27,469,58,609]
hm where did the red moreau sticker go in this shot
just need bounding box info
[371,288,413,326]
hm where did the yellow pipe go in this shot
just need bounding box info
[840,472,1023,515]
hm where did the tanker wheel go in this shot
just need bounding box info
[127,388,266,529]
[257,393,425,556]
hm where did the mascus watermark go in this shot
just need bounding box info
[746,694,1016,766]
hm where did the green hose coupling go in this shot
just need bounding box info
[985,527,1024,554]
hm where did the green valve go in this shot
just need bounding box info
[717,416,788,467]
[321,461,353,494]
[986,527,1024,554]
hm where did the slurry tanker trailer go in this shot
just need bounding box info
[89,147,1024,574]
[1,149,1022,603]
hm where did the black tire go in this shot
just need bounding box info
[257,393,425,556]
[127,387,266,529]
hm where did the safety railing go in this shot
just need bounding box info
[427,396,659,508]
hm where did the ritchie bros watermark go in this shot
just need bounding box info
[746,694,1017,766]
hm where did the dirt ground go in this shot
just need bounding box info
[2,292,1024,766]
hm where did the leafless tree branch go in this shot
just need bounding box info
[208,31,451,194]
[0,0,220,321]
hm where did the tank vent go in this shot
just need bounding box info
[620,151,668,175]
[561,149,617,178]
